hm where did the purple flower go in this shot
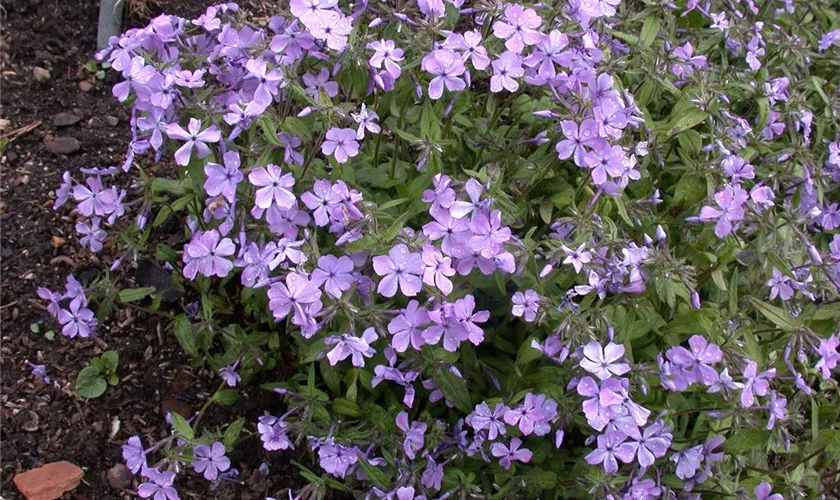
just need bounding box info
[740,360,776,408]
[305,11,352,51]
[326,328,377,367]
[452,295,490,346]
[249,164,296,210]
[182,230,236,280]
[633,421,672,468]
[670,445,703,480]
[466,402,509,440]
[417,0,445,17]
[504,393,557,436]
[322,127,360,164]
[585,431,636,474]
[421,49,467,100]
[388,300,430,352]
[267,272,323,330]
[138,468,179,500]
[555,119,604,167]
[815,335,840,379]
[490,51,524,93]
[77,217,107,253]
[766,391,787,430]
[468,210,511,258]
[421,245,456,295]
[351,104,380,139]
[396,411,427,459]
[290,0,337,20]
[665,335,723,386]
[721,155,755,184]
[511,289,540,322]
[122,435,147,474]
[696,185,748,238]
[373,244,424,297]
[234,242,281,288]
[421,457,444,490]
[318,443,358,478]
[562,244,592,273]
[243,58,284,114]
[72,176,116,217]
[26,362,50,383]
[448,30,490,70]
[367,39,404,79]
[218,359,241,387]
[311,255,355,299]
[301,179,342,226]
[257,415,294,451]
[192,442,231,481]
[492,4,543,54]
[490,438,533,470]
[303,67,339,102]
[755,482,783,500]
[422,209,470,255]
[113,56,155,102]
[579,341,631,380]
[166,118,221,166]
[593,98,629,139]
[57,298,96,338]
[204,151,243,203]
[767,268,795,301]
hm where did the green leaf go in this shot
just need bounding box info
[169,412,195,439]
[356,457,390,487]
[639,16,660,49]
[433,368,472,413]
[100,350,119,373]
[332,398,362,418]
[151,178,188,196]
[212,389,239,406]
[749,298,798,330]
[75,365,107,399]
[667,105,708,136]
[725,429,770,452]
[223,418,246,449]
[812,302,840,321]
[173,315,200,358]
[118,287,156,303]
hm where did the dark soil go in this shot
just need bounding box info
[0,1,304,498]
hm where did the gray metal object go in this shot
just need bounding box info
[97,0,124,50]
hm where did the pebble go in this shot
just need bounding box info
[53,113,81,127]
[13,461,84,500]
[106,464,133,490]
[45,137,80,155]
[33,67,51,82]
[78,81,93,92]
[161,397,192,418]
[105,116,119,127]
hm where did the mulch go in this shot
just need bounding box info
[0,1,308,498]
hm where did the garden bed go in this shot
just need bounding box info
[0,1,294,498]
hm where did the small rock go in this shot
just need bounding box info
[13,461,84,500]
[78,81,93,92]
[33,67,51,83]
[105,116,119,127]
[45,137,80,155]
[53,113,81,127]
[106,464,133,490]
[0,118,10,130]
[51,236,66,248]
[161,397,192,418]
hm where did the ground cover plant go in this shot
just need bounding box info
[30,0,840,497]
